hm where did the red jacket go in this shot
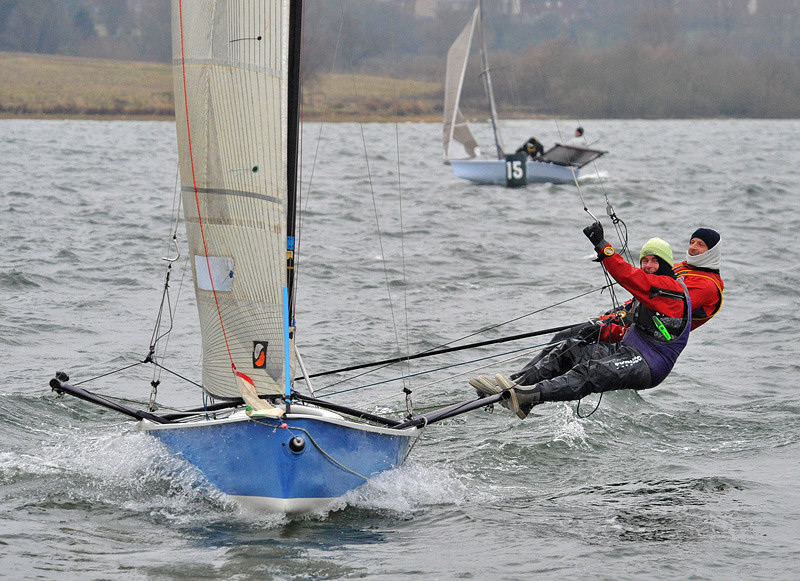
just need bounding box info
[596,243,686,341]
[600,244,685,316]
[673,261,724,330]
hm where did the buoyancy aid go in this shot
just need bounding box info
[673,262,724,328]
[622,279,691,388]
[632,284,689,342]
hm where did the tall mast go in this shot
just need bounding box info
[286,0,302,321]
[478,0,504,159]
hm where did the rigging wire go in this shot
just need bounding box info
[147,4,629,419]
[388,15,413,396]
[348,88,407,398]
[513,1,634,319]
[144,123,194,411]
[148,163,184,382]
[70,360,149,387]
[467,7,627,326]
[520,8,635,412]
[321,338,550,402]
[292,3,626,419]
[312,283,615,394]
[329,0,410,403]
[293,0,346,317]
[501,4,627,238]
[295,2,413,401]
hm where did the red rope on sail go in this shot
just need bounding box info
[177,0,236,372]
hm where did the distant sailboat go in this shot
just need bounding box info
[443,0,606,187]
[50,0,508,515]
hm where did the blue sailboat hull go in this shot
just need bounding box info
[139,408,419,514]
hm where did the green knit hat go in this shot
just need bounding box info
[639,237,673,265]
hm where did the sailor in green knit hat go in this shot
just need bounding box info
[638,237,674,275]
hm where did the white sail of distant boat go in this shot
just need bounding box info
[443,4,490,161]
[443,0,606,187]
[50,0,510,515]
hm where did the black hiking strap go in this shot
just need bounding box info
[648,285,686,301]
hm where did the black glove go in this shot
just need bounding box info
[577,323,600,343]
[583,221,604,246]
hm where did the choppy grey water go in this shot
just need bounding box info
[1,118,798,580]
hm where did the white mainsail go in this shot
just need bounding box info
[443,5,480,161]
[172,0,292,399]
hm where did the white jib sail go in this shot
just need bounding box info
[172,0,291,399]
[443,5,480,161]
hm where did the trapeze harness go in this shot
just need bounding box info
[621,279,692,388]
[673,263,724,327]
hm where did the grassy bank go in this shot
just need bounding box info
[0,52,174,119]
[304,73,441,121]
[0,52,444,122]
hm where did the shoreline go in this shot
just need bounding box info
[0,112,760,122]
[0,112,446,123]
[2,53,770,123]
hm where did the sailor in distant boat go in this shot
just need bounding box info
[673,228,724,330]
[565,126,585,146]
[470,227,691,419]
[516,136,544,159]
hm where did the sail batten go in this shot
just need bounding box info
[181,185,284,205]
[172,57,281,76]
[172,0,293,400]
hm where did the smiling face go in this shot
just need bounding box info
[688,237,709,256]
[640,254,660,274]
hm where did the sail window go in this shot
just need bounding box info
[194,255,234,291]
